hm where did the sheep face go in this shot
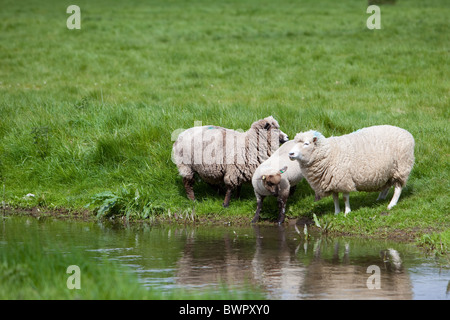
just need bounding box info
[257,116,289,144]
[278,130,289,144]
[261,166,288,196]
[261,174,281,196]
[289,130,321,165]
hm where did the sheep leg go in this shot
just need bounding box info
[183,176,195,201]
[222,187,233,208]
[277,197,287,225]
[343,192,351,215]
[332,192,340,214]
[251,195,265,223]
[377,186,391,201]
[387,184,402,210]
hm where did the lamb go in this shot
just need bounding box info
[251,140,304,224]
[172,116,289,207]
[288,125,415,215]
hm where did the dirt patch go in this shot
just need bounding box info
[294,216,314,227]
[3,206,92,221]
[376,226,438,243]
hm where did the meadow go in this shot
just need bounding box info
[0,0,449,245]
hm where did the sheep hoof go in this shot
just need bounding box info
[222,203,229,208]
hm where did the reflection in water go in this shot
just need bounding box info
[176,229,255,288]
[251,225,306,299]
[174,225,416,299]
[301,242,412,299]
[1,216,448,299]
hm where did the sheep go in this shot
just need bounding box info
[251,140,303,224]
[172,116,289,207]
[288,125,415,215]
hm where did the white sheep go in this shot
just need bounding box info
[288,125,415,215]
[251,140,303,224]
[172,116,289,207]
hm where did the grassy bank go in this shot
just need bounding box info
[0,0,448,244]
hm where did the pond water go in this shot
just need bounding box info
[1,215,448,300]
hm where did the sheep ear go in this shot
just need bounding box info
[312,131,322,144]
[279,166,288,174]
[264,122,271,130]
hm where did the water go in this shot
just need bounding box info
[1,215,448,299]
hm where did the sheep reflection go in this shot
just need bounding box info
[174,225,413,299]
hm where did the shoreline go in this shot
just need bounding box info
[2,205,434,244]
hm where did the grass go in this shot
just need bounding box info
[417,229,450,256]
[0,0,449,246]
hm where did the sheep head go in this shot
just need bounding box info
[289,130,324,165]
[252,116,289,145]
[261,166,288,196]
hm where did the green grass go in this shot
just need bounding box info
[0,0,449,244]
[417,229,450,256]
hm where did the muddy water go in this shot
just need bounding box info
[1,216,448,299]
